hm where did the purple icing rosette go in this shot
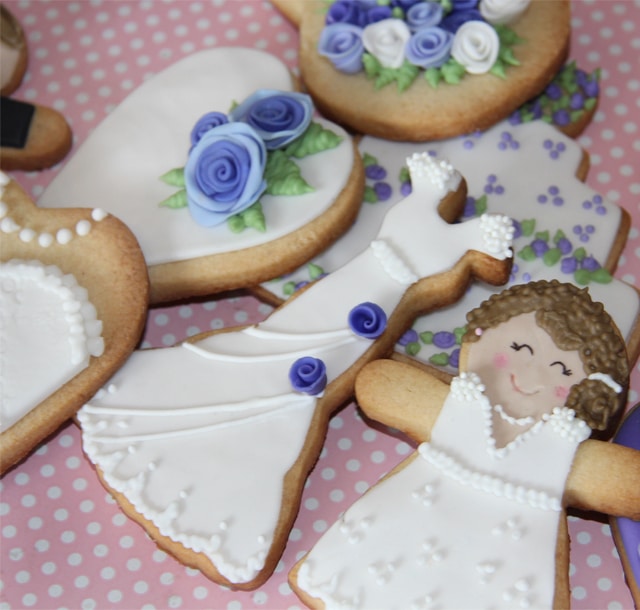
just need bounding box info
[184,122,267,227]
[190,111,229,147]
[228,90,313,150]
[405,1,443,31]
[405,26,453,68]
[318,22,365,74]
[289,357,328,395]
[348,302,387,339]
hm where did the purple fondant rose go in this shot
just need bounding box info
[405,26,453,68]
[289,357,327,395]
[348,301,387,339]
[405,2,443,31]
[190,111,229,146]
[228,90,313,151]
[326,0,365,26]
[440,8,484,32]
[184,122,267,227]
[318,22,365,74]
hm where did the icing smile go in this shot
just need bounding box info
[510,374,539,396]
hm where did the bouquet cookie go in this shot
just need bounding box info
[290,280,640,609]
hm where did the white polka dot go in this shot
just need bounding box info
[48,584,64,598]
[346,459,361,472]
[576,531,592,544]
[41,561,57,575]
[313,520,328,533]
[100,566,115,580]
[321,468,336,481]
[370,450,386,464]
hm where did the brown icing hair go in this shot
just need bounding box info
[465,280,629,432]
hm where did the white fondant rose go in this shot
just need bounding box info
[480,0,531,25]
[362,18,411,69]
[451,20,500,75]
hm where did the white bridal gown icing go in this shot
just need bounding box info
[295,373,591,610]
[78,155,513,584]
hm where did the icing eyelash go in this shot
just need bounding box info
[587,372,623,394]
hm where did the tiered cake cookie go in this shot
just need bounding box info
[284,0,572,140]
[77,153,514,590]
[0,173,149,474]
[291,280,640,610]
[38,48,365,304]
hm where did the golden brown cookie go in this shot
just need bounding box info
[0,174,149,474]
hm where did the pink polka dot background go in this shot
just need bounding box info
[2,1,639,609]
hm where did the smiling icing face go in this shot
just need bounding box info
[465,311,586,445]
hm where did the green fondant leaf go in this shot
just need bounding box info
[160,167,186,187]
[441,59,465,85]
[227,214,247,233]
[159,189,188,209]
[308,262,325,281]
[490,60,507,80]
[474,194,488,216]
[362,152,378,167]
[535,230,550,242]
[264,150,314,196]
[585,97,597,110]
[420,331,434,345]
[363,185,378,203]
[395,61,420,92]
[552,229,567,244]
[520,219,536,236]
[518,245,536,262]
[405,342,421,357]
[399,166,411,184]
[375,67,398,90]
[429,352,449,366]
[573,268,591,285]
[499,46,520,67]
[573,247,587,262]
[283,281,297,296]
[495,24,524,46]
[240,202,266,232]
[363,52,382,79]
[424,67,442,89]
[284,121,342,158]
[542,247,561,267]
[591,268,613,284]
[454,326,467,344]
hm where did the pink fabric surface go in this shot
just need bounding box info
[1,1,639,608]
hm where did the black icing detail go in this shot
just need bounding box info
[1,96,35,149]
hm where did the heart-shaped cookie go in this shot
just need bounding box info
[0,174,149,474]
[38,47,364,304]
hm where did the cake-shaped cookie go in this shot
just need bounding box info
[0,173,149,474]
[291,0,571,140]
[78,153,513,590]
[38,48,364,304]
[290,280,640,609]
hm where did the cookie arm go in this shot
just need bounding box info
[564,439,640,519]
[354,359,448,444]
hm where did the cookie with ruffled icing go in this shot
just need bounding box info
[290,280,640,609]
[0,173,149,474]
[38,47,365,304]
[279,0,572,141]
[77,153,514,590]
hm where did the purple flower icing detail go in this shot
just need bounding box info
[405,26,453,69]
[190,112,229,146]
[318,22,365,74]
[228,90,313,150]
[398,328,419,346]
[433,331,456,349]
[184,122,267,227]
[348,301,388,339]
[374,182,392,201]
[326,0,366,26]
[440,9,483,33]
[289,356,328,395]
[405,2,443,31]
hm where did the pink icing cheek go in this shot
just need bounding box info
[554,385,571,400]
[492,352,510,369]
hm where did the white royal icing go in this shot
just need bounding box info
[0,260,104,432]
[38,48,355,268]
[295,373,586,609]
[78,154,513,585]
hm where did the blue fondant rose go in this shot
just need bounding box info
[348,301,387,339]
[326,0,365,26]
[228,90,313,150]
[190,111,229,146]
[405,2,443,31]
[440,9,484,32]
[405,26,453,68]
[289,357,327,395]
[318,22,365,74]
[184,122,267,227]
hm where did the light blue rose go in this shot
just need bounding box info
[318,22,365,74]
[405,26,453,69]
[184,122,267,227]
[228,89,313,150]
[406,1,443,31]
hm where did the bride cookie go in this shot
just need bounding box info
[38,48,364,304]
[289,0,571,140]
[0,173,148,474]
[290,280,639,609]
[78,152,513,590]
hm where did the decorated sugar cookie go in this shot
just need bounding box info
[78,153,514,590]
[280,0,572,140]
[290,280,639,609]
[38,48,365,304]
[0,173,148,474]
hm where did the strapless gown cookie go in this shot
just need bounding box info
[78,153,514,590]
[38,47,364,304]
[0,173,148,474]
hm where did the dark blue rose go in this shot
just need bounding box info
[190,112,229,147]
[289,357,327,395]
[440,9,484,32]
[452,0,479,9]
[363,5,393,25]
[228,90,313,150]
[184,122,267,227]
[326,0,365,26]
[405,26,452,68]
[348,301,387,339]
[318,22,365,74]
